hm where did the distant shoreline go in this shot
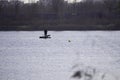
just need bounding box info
[0,24,120,31]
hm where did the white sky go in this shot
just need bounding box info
[22,0,82,3]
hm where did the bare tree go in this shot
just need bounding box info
[51,0,64,18]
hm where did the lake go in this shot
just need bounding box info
[0,31,120,80]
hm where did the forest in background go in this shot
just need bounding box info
[0,0,120,30]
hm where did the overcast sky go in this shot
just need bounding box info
[22,0,82,3]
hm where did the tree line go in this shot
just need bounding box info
[0,0,120,30]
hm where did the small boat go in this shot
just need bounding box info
[39,30,51,39]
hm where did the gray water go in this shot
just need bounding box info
[0,31,120,80]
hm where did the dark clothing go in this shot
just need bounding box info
[44,30,47,36]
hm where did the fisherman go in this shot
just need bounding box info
[44,29,48,37]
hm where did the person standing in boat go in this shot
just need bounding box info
[40,29,51,39]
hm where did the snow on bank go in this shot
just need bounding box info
[0,31,120,80]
